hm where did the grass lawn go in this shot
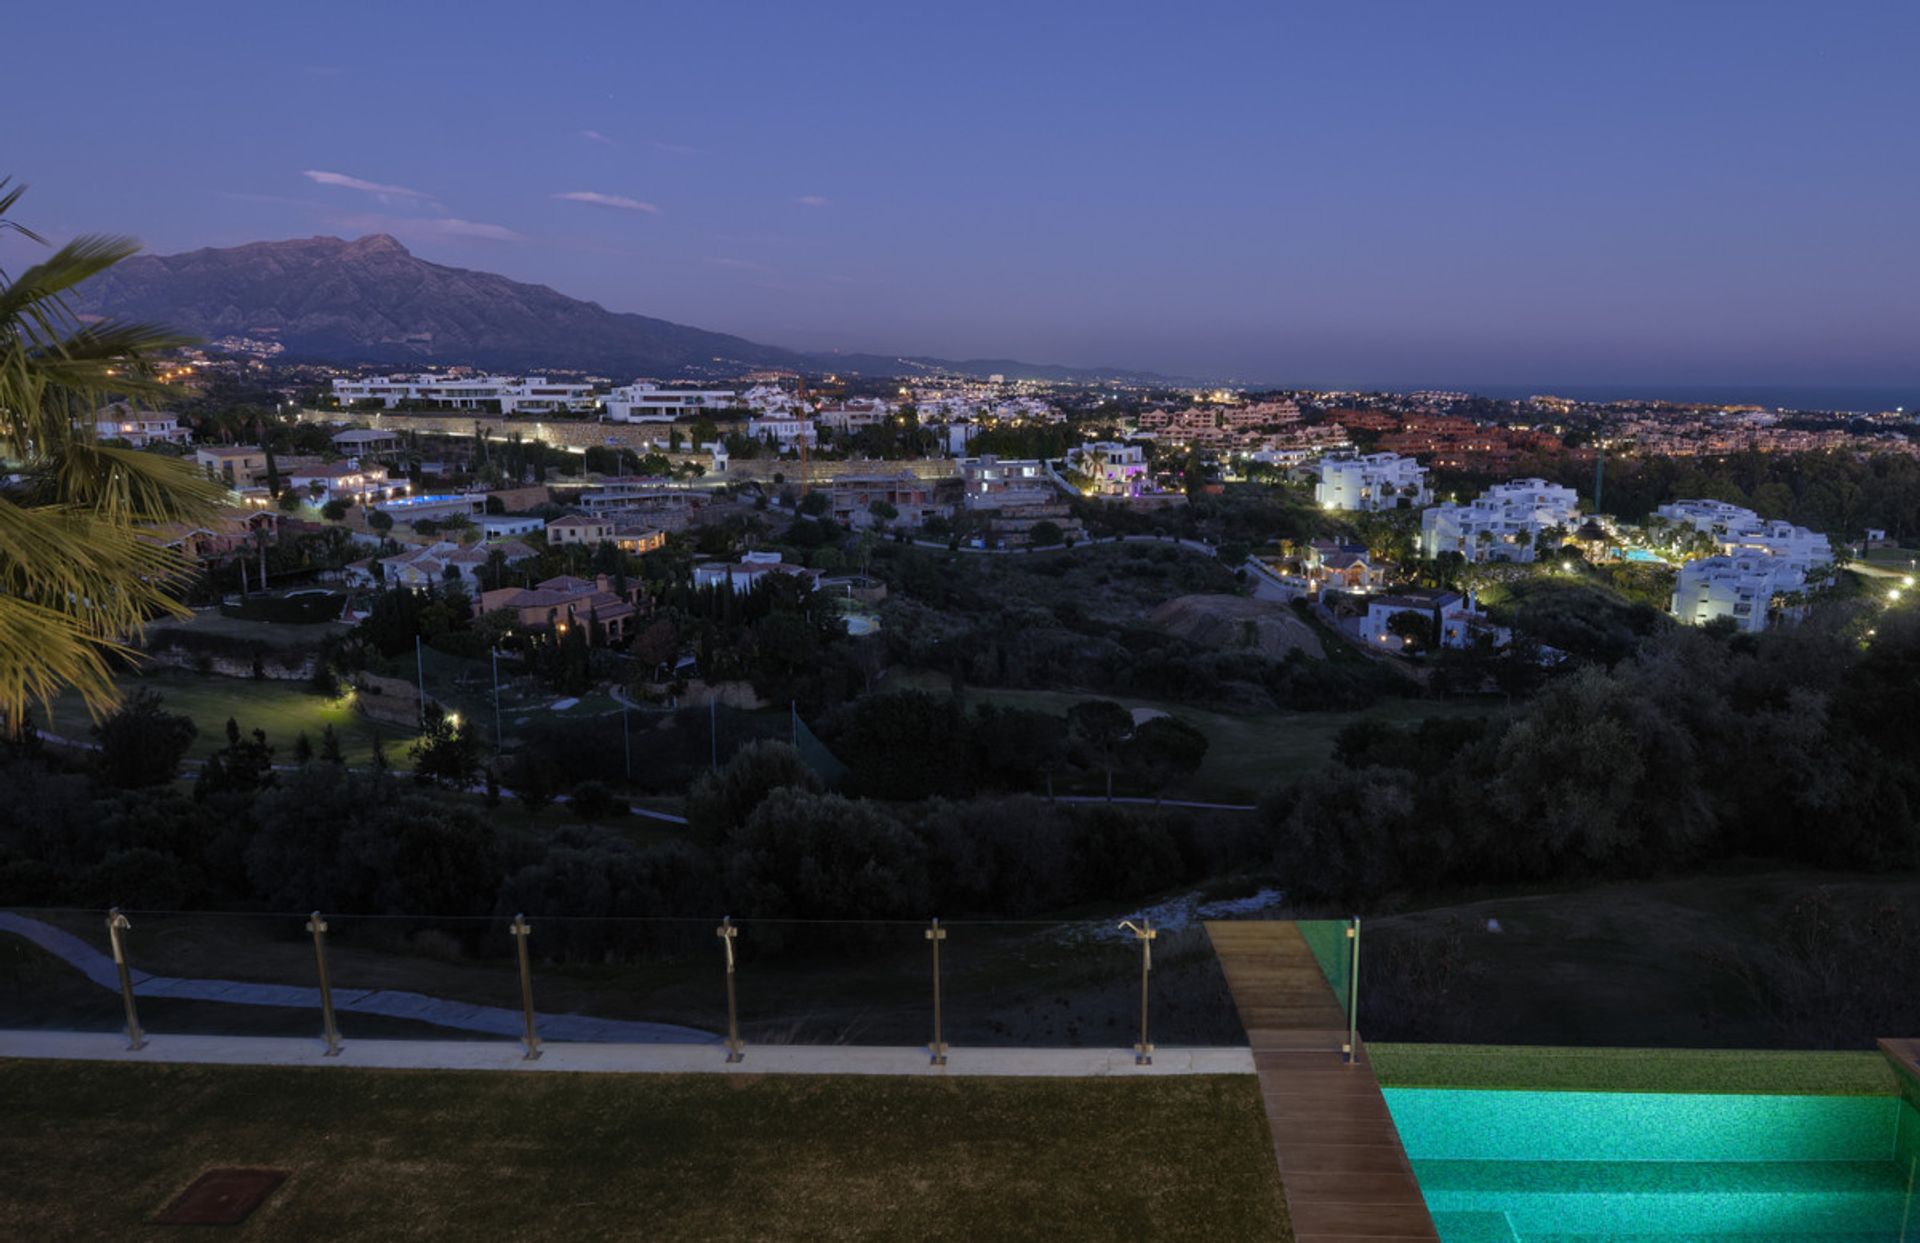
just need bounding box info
[894,672,1499,802]
[1359,870,1920,1051]
[0,1061,1289,1243]
[1371,1043,1899,1096]
[40,668,423,769]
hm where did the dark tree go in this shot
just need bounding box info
[92,688,197,789]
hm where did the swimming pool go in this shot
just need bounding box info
[1384,1087,1920,1241]
[1613,547,1666,563]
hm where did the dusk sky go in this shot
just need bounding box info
[8,0,1917,395]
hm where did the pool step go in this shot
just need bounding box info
[1415,1158,1911,1237]
[1430,1211,1519,1242]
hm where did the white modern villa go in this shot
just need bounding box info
[603,387,740,423]
[1313,452,1430,511]
[94,405,191,447]
[332,375,596,415]
[1420,479,1582,563]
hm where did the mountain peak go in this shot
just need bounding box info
[342,232,410,256]
[71,233,796,375]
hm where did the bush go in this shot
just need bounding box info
[570,780,620,820]
[724,788,929,922]
[686,740,820,847]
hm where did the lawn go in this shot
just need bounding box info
[1370,1043,1899,1096]
[1859,546,1920,568]
[39,668,423,769]
[1356,870,1920,1052]
[0,1060,1289,1243]
[892,671,1499,802]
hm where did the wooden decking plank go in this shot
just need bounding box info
[1204,920,1438,1241]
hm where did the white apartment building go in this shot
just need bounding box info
[747,414,817,448]
[1671,554,1802,633]
[1654,499,1833,577]
[741,384,803,414]
[332,375,596,415]
[816,403,891,433]
[603,386,738,423]
[94,405,190,447]
[1420,478,1582,563]
[1314,452,1430,512]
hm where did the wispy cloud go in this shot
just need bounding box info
[427,217,524,241]
[707,257,775,273]
[580,129,614,145]
[552,190,662,214]
[797,195,831,208]
[302,169,436,204]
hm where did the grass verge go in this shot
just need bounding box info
[1371,1042,1900,1096]
[0,1060,1288,1243]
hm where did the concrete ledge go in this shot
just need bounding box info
[0,1031,1255,1078]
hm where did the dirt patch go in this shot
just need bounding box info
[1149,594,1324,661]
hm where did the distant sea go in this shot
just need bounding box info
[1462,383,1917,415]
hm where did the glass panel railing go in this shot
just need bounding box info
[1296,917,1355,1017]
[0,906,1324,1058]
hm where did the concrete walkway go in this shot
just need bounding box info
[0,912,714,1046]
[0,1030,1255,1078]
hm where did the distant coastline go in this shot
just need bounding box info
[1459,382,1915,415]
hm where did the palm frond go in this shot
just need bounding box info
[0,179,210,731]
[0,594,133,727]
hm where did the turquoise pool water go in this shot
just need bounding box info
[1613,547,1666,563]
[1383,1088,1920,1241]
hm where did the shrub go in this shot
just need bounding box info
[570,780,620,820]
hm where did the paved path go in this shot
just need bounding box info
[0,1030,1255,1078]
[1205,920,1438,1243]
[0,912,714,1046]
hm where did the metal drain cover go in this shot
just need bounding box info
[155,1168,289,1225]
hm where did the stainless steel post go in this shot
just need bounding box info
[1119,918,1156,1065]
[306,911,342,1055]
[1345,917,1362,1064]
[510,915,541,1060]
[106,909,146,1051]
[926,918,948,1066]
[717,916,743,1062]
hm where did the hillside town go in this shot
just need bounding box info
[93,363,1914,667]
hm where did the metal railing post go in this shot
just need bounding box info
[1345,917,1362,1064]
[926,918,948,1066]
[306,911,342,1056]
[717,916,743,1063]
[105,908,146,1051]
[1119,918,1156,1065]
[510,915,541,1060]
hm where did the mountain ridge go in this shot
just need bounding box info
[72,233,1180,384]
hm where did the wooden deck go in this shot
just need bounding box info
[1205,920,1439,1243]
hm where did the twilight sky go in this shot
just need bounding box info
[7,0,1917,394]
